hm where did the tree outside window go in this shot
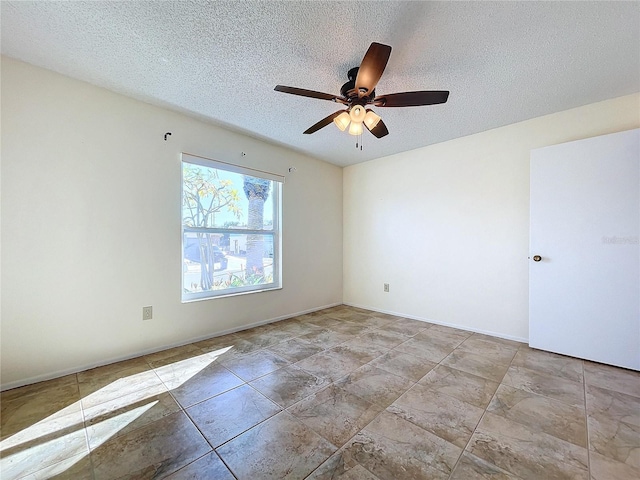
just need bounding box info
[181,154,282,301]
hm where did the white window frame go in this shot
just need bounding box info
[181,153,283,302]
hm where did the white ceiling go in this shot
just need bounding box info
[2,1,639,167]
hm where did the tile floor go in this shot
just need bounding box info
[1,305,639,479]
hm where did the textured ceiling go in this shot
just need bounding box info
[2,1,639,167]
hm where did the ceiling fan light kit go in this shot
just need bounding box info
[349,104,366,123]
[364,109,381,130]
[334,106,382,136]
[333,111,351,131]
[348,121,364,136]
[275,42,450,140]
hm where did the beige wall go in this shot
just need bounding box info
[344,93,640,341]
[3,54,638,389]
[1,57,343,389]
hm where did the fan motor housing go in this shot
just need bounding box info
[341,67,374,103]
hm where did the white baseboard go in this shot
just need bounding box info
[343,302,528,344]
[1,302,342,392]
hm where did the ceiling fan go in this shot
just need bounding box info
[274,42,449,139]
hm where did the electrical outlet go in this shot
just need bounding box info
[384,283,389,292]
[142,306,153,321]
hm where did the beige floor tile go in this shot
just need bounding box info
[456,336,518,364]
[288,384,383,447]
[276,318,324,336]
[295,350,364,383]
[299,328,353,349]
[355,330,408,349]
[449,452,519,479]
[296,311,329,321]
[418,365,500,409]
[389,383,484,448]
[502,365,585,407]
[359,316,395,329]
[589,451,640,480]
[165,451,234,479]
[1,374,79,404]
[305,316,346,329]
[326,321,373,336]
[1,374,82,441]
[584,361,640,398]
[487,384,587,447]
[84,387,181,449]
[266,337,324,362]
[77,357,150,383]
[329,311,379,324]
[186,384,280,447]
[144,345,202,368]
[442,351,510,383]
[427,324,474,340]
[193,333,241,354]
[334,364,414,408]
[23,452,94,480]
[234,322,277,337]
[369,350,437,382]
[468,412,589,480]
[250,365,329,408]
[156,359,243,408]
[393,336,458,364]
[151,350,217,382]
[307,448,381,480]
[235,328,292,349]
[0,418,88,480]
[216,411,335,479]
[219,349,289,381]
[383,319,430,337]
[78,360,164,410]
[588,412,640,469]
[586,384,640,427]
[202,338,263,362]
[335,335,390,356]
[513,347,583,383]
[6,305,639,480]
[342,410,462,480]
[416,327,470,347]
[470,333,524,349]
[390,316,432,328]
[366,312,407,322]
[328,342,389,365]
[90,410,210,479]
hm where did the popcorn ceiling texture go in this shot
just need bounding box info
[1,1,638,166]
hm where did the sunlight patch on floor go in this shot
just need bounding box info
[0,350,221,479]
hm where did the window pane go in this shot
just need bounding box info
[183,233,275,295]
[182,163,274,231]
[181,155,281,301]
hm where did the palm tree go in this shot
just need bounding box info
[243,176,271,279]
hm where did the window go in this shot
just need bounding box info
[181,153,283,301]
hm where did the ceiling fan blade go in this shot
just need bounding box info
[275,85,341,102]
[303,110,344,134]
[355,42,392,98]
[365,118,389,138]
[374,90,449,107]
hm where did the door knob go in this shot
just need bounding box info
[532,255,542,262]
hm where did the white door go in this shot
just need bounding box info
[529,129,639,371]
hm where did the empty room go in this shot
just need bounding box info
[1,1,639,479]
